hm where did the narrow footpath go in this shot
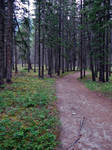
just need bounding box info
[56,72,112,150]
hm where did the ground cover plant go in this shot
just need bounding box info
[0,71,59,150]
[80,75,112,98]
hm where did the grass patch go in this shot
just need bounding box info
[60,71,75,78]
[80,74,112,98]
[0,71,59,150]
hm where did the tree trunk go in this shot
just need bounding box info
[57,0,62,76]
[80,0,83,79]
[34,24,37,72]
[38,0,41,77]
[0,0,4,85]
[14,34,18,73]
[42,0,46,78]
[6,0,13,83]
[27,0,32,72]
[106,0,110,82]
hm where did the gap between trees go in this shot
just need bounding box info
[0,0,112,85]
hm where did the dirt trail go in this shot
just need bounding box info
[56,72,112,150]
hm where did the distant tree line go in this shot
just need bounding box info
[80,0,112,82]
[0,0,32,85]
[33,0,112,82]
[0,0,112,85]
[33,0,77,78]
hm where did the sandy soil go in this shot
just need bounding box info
[56,72,112,150]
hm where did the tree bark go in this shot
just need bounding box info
[0,0,4,85]
[38,0,41,77]
[57,0,62,76]
[6,0,13,83]
[80,0,83,79]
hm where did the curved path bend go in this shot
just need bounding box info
[56,72,112,150]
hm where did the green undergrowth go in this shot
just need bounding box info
[0,71,59,150]
[80,74,112,98]
[60,71,76,78]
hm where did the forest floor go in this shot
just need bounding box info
[56,72,112,150]
[0,70,59,149]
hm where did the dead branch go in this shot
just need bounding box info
[66,116,86,150]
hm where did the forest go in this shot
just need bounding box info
[0,0,112,149]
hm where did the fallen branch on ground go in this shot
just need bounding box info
[66,116,86,150]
